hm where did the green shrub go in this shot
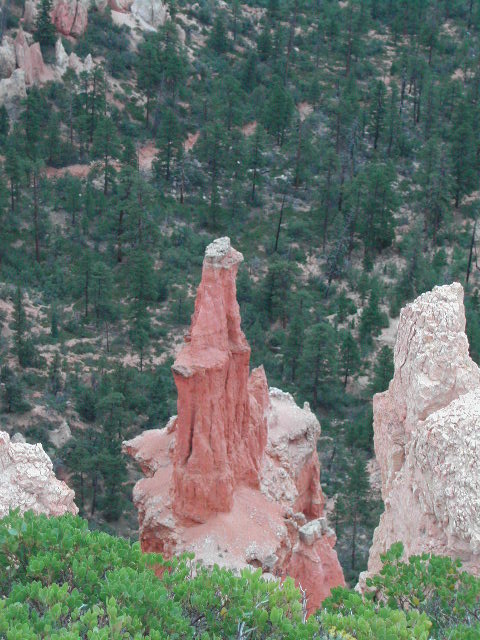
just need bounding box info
[364,543,480,639]
[3,513,476,639]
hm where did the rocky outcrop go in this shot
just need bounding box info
[131,0,168,29]
[109,0,134,12]
[14,29,50,85]
[366,283,480,577]
[51,0,89,37]
[0,37,16,80]
[55,38,93,76]
[0,430,77,518]
[0,69,27,119]
[124,238,344,614]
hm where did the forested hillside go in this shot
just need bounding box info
[1,0,480,584]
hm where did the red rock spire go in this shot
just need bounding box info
[124,238,344,614]
[172,237,268,522]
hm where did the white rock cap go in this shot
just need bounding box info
[204,237,243,268]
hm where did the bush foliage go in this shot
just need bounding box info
[1,512,479,639]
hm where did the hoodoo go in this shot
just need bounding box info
[365,283,480,577]
[124,237,344,613]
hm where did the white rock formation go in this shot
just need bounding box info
[0,69,27,118]
[55,38,69,75]
[48,420,72,448]
[0,37,16,80]
[366,283,480,576]
[131,0,168,29]
[0,430,77,518]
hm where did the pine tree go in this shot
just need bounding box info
[128,251,155,371]
[299,321,338,409]
[136,37,162,125]
[339,330,361,388]
[13,287,36,368]
[370,80,386,150]
[0,105,8,140]
[48,352,63,396]
[359,282,387,347]
[209,13,229,53]
[262,76,294,146]
[284,302,305,383]
[450,99,477,207]
[4,134,23,213]
[340,459,375,574]
[35,0,56,48]
[154,108,183,182]
[99,444,127,522]
[50,305,59,340]
[1,367,30,413]
[91,115,120,196]
[197,120,226,228]
[370,346,394,394]
[248,124,266,203]
[358,162,397,268]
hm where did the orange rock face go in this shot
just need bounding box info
[171,238,267,522]
[124,238,344,614]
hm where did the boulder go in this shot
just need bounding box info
[0,430,77,518]
[124,238,344,615]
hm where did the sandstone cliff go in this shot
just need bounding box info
[124,238,344,614]
[366,283,480,576]
[0,430,78,518]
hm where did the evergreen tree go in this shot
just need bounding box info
[299,321,338,409]
[13,287,36,368]
[197,120,226,228]
[339,329,361,388]
[337,458,376,575]
[1,367,30,413]
[359,282,387,347]
[261,76,294,146]
[450,99,477,207]
[370,346,394,394]
[136,36,162,126]
[48,352,63,396]
[357,162,397,268]
[92,115,120,196]
[154,108,183,182]
[248,124,266,203]
[370,80,386,150]
[128,251,155,371]
[0,105,8,141]
[35,0,56,48]
[209,13,229,53]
